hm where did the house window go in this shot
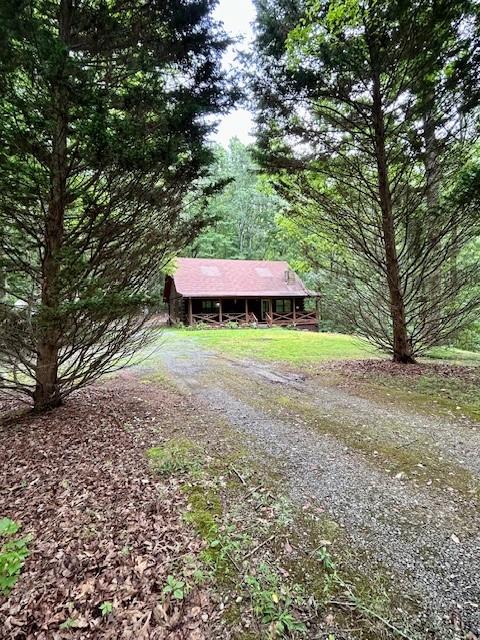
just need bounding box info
[275,299,292,314]
[201,300,218,313]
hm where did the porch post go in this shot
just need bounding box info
[188,297,193,326]
[269,299,273,326]
[219,299,223,324]
[245,298,249,323]
[292,298,296,325]
[315,296,321,332]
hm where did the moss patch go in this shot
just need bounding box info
[356,374,480,423]
[182,484,222,541]
[309,360,480,423]
[139,365,181,391]
[143,372,439,638]
[149,435,420,638]
[298,400,475,500]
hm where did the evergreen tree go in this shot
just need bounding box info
[252,0,479,361]
[0,0,230,410]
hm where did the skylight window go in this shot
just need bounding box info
[255,267,273,277]
[201,266,220,277]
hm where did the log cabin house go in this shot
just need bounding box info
[163,257,318,328]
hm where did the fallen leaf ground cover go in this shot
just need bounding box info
[2,328,479,640]
[133,375,422,640]
[0,385,219,640]
[146,334,480,639]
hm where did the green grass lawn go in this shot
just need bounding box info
[172,328,378,363]
[424,345,480,365]
[170,327,480,366]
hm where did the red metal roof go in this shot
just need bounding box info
[171,258,312,298]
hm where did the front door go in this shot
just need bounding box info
[261,299,271,322]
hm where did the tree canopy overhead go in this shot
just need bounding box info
[0,0,231,410]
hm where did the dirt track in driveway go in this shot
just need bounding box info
[139,334,480,640]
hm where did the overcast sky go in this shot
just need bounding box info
[211,0,256,147]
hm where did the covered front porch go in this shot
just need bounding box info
[187,297,318,328]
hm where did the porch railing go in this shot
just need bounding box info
[191,312,257,326]
[223,312,249,323]
[265,311,317,326]
[191,313,221,325]
[190,311,315,327]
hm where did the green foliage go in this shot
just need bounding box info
[183,321,254,331]
[163,575,187,600]
[454,322,480,352]
[190,139,283,260]
[189,139,339,304]
[0,0,231,409]
[223,321,241,330]
[244,565,307,636]
[203,523,251,574]
[145,428,417,638]
[99,601,113,617]
[252,0,480,359]
[0,518,32,595]
[316,546,340,596]
[184,321,211,331]
[0,518,20,537]
[59,618,79,630]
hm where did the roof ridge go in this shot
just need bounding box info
[177,257,289,263]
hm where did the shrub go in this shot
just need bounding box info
[186,321,210,331]
[0,518,32,595]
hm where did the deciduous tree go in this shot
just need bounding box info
[190,139,282,259]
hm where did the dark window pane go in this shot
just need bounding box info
[201,300,217,313]
[275,299,292,313]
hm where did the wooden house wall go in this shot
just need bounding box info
[167,281,186,324]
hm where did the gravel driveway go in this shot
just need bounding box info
[145,335,480,640]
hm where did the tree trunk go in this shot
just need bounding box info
[33,0,71,411]
[371,67,415,364]
[0,250,5,302]
[423,100,442,331]
[424,107,440,214]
